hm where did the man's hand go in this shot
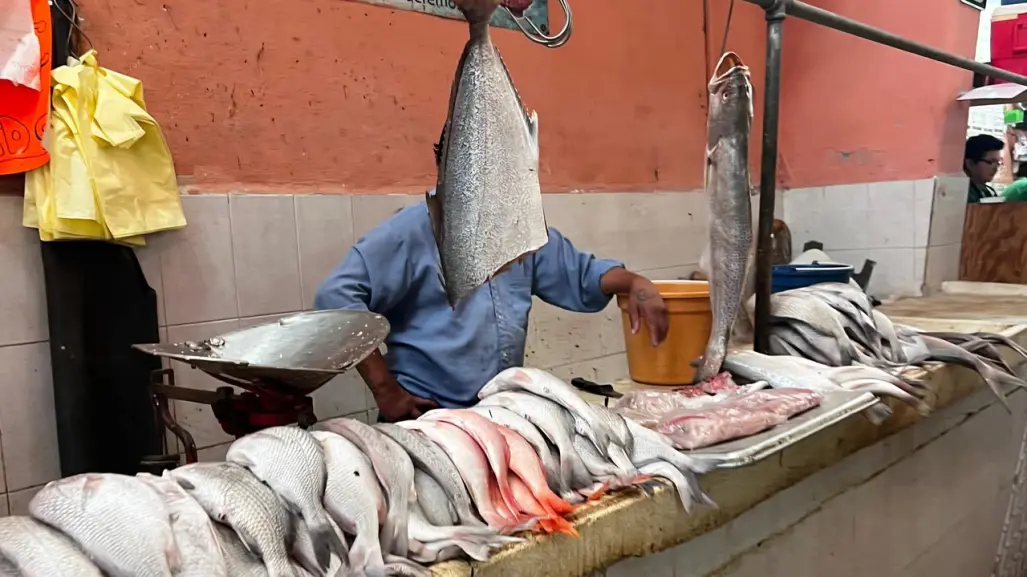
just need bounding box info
[356,349,439,423]
[625,276,669,347]
[376,385,439,422]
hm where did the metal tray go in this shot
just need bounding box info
[685,390,879,468]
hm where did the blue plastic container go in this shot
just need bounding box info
[771,263,854,293]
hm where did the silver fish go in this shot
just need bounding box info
[0,516,102,577]
[227,426,342,573]
[479,367,617,458]
[428,0,548,306]
[375,423,483,527]
[213,524,269,577]
[723,350,916,421]
[168,462,295,577]
[310,430,387,577]
[696,52,755,382]
[414,469,458,527]
[918,334,1027,412]
[320,418,415,558]
[136,473,227,577]
[28,473,180,577]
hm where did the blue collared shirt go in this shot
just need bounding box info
[314,201,623,408]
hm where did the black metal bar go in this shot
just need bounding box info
[743,0,1027,86]
[754,3,786,354]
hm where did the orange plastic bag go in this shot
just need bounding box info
[0,0,51,175]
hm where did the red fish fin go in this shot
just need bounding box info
[587,481,611,501]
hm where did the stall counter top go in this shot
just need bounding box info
[430,291,1027,577]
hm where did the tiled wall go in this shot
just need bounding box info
[0,189,732,514]
[783,176,969,299]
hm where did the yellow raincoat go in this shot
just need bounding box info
[23,50,186,245]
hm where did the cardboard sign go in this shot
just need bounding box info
[347,0,550,33]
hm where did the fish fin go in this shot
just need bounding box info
[502,517,539,535]
[541,493,574,515]
[608,445,637,475]
[585,481,611,501]
[164,532,183,574]
[309,517,343,571]
[350,532,386,577]
[173,477,195,491]
[434,34,473,180]
[527,109,539,157]
[539,516,579,538]
[432,123,446,168]
[863,403,893,425]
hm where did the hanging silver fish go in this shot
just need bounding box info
[696,52,755,382]
[428,0,548,307]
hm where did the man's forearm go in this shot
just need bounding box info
[356,350,403,397]
[599,266,640,296]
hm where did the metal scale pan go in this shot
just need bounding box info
[134,310,390,465]
[135,310,390,394]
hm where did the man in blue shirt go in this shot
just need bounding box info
[315,200,669,422]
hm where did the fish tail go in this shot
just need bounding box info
[608,445,638,475]
[540,516,579,538]
[582,481,611,501]
[350,530,386,577]
[863,403,893,425]
[381,507,409,558]
[540,491,574,515]
[309,520,337,571]
[681,468,717,509]
[501,517,539,535]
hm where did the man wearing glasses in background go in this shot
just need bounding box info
[964,134,1005,203]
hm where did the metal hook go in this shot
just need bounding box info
[503,0,573,49]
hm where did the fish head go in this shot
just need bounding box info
[707,52,753,132]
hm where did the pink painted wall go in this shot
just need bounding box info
[0,0,980,194]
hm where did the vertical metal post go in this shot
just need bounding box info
[754,0,787,354]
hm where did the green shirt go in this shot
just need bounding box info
[1003,178,1027,202]
[968,181,998,204]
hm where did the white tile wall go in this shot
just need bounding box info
[784,176,970,299]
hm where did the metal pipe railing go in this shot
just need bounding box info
[742,0,1027,353]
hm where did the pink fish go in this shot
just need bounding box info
[495,426,573,516]
[508,475,578,538]
[421,410,524,521]
[399,421,524,534]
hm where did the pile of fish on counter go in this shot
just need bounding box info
[728,281,1027,419]
[0,368,715,577]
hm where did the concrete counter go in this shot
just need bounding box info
[432,292,1027,577]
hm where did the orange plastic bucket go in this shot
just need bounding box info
[617,280,712,385]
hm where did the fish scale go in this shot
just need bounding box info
[696,52,755,382]
[28,473,180,577]
[168,462,296,577]
[428,0,548,306]
[226,426,342,574]
[0,516,102,577]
